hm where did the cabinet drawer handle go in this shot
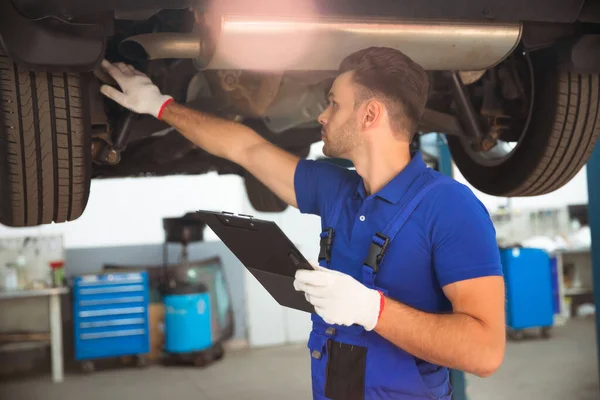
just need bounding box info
[79,296,144,306]
[80,318,145,329]
[80,329,146,340]
[79,285,144,295]
[77,277,144,287]
[79,307,145,318]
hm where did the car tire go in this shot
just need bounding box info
[448,52,600,197]
[0,45,92,227]
[244,172,288,213]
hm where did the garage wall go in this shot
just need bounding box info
[0,240,248,335]
[453,165,589,212]
[0,161,586,247]
[65,241,248,340]
[239,197,320,347]
[234,143,324,347]
[0,172,246,248]
[0,140,591,351]
[0,173,251,349]
[0,142,326,350]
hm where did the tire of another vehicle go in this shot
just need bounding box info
[244,172,288,213]
[448,53,600,197]
[0,46,92,227]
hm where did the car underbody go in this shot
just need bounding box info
[1,0,600,226]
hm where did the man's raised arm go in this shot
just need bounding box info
[100,60,300,208]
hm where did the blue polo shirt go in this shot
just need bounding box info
[294,151,502,397]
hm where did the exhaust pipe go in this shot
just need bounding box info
[118,33,202,61]
[119,15,522,71]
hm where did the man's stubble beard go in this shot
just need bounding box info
[322,116,359,159]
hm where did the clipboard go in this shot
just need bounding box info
[195,209,315,313]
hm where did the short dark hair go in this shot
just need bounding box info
[339,47,429,139]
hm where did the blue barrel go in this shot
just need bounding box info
[500,247,554,330]
[163,283,212,354]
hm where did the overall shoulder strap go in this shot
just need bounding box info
[317,187,349,264]
[382,177,450,243]
[363,176,451,274]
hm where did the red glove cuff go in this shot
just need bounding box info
[157,98,174,120]
[377,291,385,321]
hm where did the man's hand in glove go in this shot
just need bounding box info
[294,265,384,331]
[99,60,173,119]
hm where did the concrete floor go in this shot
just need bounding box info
[467,318,598,400]
[0,318,597,400]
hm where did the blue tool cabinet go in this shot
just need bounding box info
[73,272,150,367]
[500,247,554,339]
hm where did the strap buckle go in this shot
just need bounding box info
[318,228,334,263]
[363,233,390,273]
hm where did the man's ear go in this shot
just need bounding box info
[363,100,383,130]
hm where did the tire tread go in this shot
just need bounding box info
[0,45,91,227]
[521,72,600,196]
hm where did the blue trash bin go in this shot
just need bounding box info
[500,247,554,339]
[162,282,224,365]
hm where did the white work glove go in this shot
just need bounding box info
[294,265,383,331]
[99,60,173,119]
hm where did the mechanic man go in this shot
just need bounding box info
[100,46,505,399]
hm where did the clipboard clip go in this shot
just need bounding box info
[220,211,254,219]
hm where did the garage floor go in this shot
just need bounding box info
[0,318,597,400]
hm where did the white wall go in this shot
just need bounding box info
[241,143,324,347]
[240,200,320,347]
[453,164,589,212]
[0,140,324,349]
[1,138,590,349]
[0,172,246,248]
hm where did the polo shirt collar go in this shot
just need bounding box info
[354,151,428,204]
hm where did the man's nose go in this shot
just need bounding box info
[318,110,327,126]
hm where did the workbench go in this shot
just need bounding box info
[0,287,69,382]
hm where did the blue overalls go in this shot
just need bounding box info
[307,173,452,400]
